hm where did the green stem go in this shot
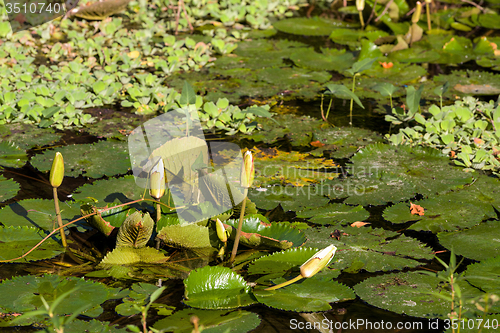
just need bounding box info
[265,274,304,291]
[229,188,248,264]
[53,187,67,248]
[350,74,358,126]
[156,202,161,222]
[359,10,365,29]
[426,2,431,30]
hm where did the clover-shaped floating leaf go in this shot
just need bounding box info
[253,276,355,312]
[304,226,433,273]
[348,143,473,198]
[354,271,483,319]
[0,175,20,202]
[153,308,261,333]
[0,198,81,231]
[297,203,369,226]
[0,226,63,262]
[438,220,500,261]
[0,274,119,318]
[248,185,330,211]
[223,217,306,250]
[31,140,130,178]
[183,266,256,309]
[0,141,28,168]
[116,211,154,248]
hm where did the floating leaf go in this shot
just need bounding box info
[296,203,369,225]
[0,141,28,168]
[31,140,130,178]
[0,176,20,202]
[247,185,330,211]
[99,246,169,265]
[0,123,61,150]
[156,224,216,249]
[223,217,306,250]
[273,17,340,36]
[438,220,500,261]
[0,198,81,231]
[183,266,256,309]
[116,211,154,248]
[253,277,355,312]
[153,309,261,333]
[0,226,63,262]
[70,0,131,20]
[304,226,434,273]
[325,84,364,109]
[354,271,481,318]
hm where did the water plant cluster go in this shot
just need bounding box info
[1,0,500,332]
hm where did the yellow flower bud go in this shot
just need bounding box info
[215,218,228,243]
[412,1,422,24]
[49,152,64,188]
[149,158,166,200]
[240,151,254,188]
[300,244,337,278]
[356,0,365,11]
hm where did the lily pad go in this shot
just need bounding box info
[252,148,339,187]
[31,140,131,178]
[0,198,81,231]
[348,143,473,198]
[253,276,355,312]
[304,226,434,273]
[116,211,154,248]
[0,123,62,149]
[0,176,20,202]
[464,255,500,295]
[273,17,340,36]
[156,224,217,249]
[153,309,261,333]
[0,141,28,168]
[434,70,500,96]
[72,175,146,205]
[290,48,356,72]
[296,203,369,225]
[99,246,170,265]
[438,220,500,261]
[183,266,256,309]
[0,274,118,317]
[257,67,331,87]
[354,271,481,318]
[247,185,330,211]
[0,226,63,262]
[223,217,307,250]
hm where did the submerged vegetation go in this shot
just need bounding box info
[1,0,500,332]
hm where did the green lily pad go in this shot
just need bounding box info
[0,176,20,202]
[296,203,369,225]
[115,283,168,316]
[83,109,143,140]
[434,70,500,96]
[223,217,307,250]
[156,224,217,249]
[438,220,500,261]
[304,226,434,273]
[72,176,146,205]
[354,271,482,319]
[153,309,261,333]
[31,140,130,178]
[348,143,473,198]
[383,191,493,233]
[273,17,341,36]
[0,198,81,231]
[257,67,331,87]
[99,246,170,265]
[0,226,63,262]
[253,277,355,312]
[390,48,441,63]
[116,211,154,248]
[464,255,500,295]
[252,148,339,187]
[0,274,118,317]
[290,48,356,72]
[0,123,62,150]
[183,266,256,309]
[247,185,330,211]
[0,141,28,168]
[49,319,130,333]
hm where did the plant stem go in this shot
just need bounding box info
[265,275,304,291]
[156,202,161,222]
[229,189,248,264]
[53,187,67,248]
[350,74,358,126]
[426,1,432,30]
[359,10,365,29]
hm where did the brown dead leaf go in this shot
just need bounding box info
[410,202,425,216]
[350,221,371,228]
[310,140,325,147]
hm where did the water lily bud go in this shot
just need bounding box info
[240,151,254,188]
[149,158,166,200]
[215,218,228,243]
[412,1,422,24]
[300,244,337,278]
[356,0,365,11]
[49,152,64,188]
